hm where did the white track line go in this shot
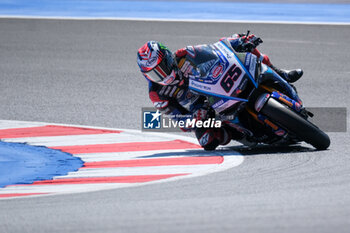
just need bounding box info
[76,150,206,162]
[2,132,173,146]
[56,164,225,179]
[0,120,45,129]
[0,15,349,25]
[0,183,141,194]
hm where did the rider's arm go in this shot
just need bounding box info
[175,48,187,58]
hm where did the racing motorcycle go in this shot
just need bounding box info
[183,34,330,150]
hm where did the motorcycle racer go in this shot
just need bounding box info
[137,33,303,150]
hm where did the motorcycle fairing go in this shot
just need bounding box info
[181,44,222,84]
[218,39,259,88]
[270,91,302,113]
[188,41,258,113]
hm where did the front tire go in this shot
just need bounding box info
[260,98,330,150]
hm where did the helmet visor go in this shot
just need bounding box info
[144,51,174,83]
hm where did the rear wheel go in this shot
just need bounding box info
[260,98,330,150]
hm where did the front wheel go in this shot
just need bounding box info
[260,98,330,150]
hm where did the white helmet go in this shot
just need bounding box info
[137,41,177,85]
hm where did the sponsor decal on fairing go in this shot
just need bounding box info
[211,64,224,80]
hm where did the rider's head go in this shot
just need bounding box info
[137,41,177,85]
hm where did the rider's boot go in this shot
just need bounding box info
[271,65,303,83]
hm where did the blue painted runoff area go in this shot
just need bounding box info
[0,0,350,23]
[0,141,83,188]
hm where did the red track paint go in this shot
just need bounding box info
[52,139,201,154]
[0,125,122,139]
[15,174,189,186]
[0,193,47,198]
[82,156,223,169]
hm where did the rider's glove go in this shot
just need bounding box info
[248,35,263,47]
[239,34,263,52]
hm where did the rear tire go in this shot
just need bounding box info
[260,98,330,150]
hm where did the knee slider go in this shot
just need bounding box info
[195,128,219,150]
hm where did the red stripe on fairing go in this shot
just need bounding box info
[0,193,48,198]
[51,139,201,154]
[13,174,189,186]
[0,125,122,139]
[82,156,223,169]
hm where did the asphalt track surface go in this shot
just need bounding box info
[0,19,349,233]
